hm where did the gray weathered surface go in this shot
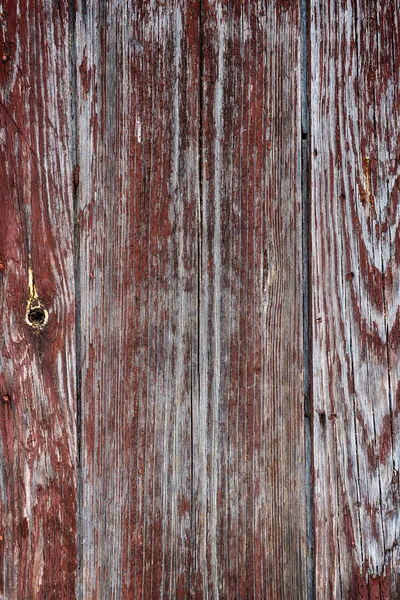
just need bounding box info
[4,0,400,597]
[75,2,199,597]
[198,2,306,598]
[311,0,400,596]
[75,0,306,598]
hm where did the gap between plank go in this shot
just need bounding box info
[300,0,314,598]
[194,0,204,585]
[69,1,82,598]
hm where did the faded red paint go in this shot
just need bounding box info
[3,0,398,597]
[0,0,77,598]
[79,50,92,99]
[350,563,393,600]
[379,414,393,464]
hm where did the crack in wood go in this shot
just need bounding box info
[25,259,48,333]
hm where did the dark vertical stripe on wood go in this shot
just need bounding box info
[0,0,77,597]
[76,2,200,597]
[311,0,400,596]
[197,2,305,598]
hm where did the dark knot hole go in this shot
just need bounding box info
[27,307,47,326]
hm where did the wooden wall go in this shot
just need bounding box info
[0,0,399,598]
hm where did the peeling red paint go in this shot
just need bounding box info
[79,51,92,99]
[379,414,393,464]
[0,0,77,597]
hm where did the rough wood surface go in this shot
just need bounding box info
[75,1,306,598]
[198,2,305,598]
[311,0,400,596]
[0,0,77,598]
[6,0,400,597]
[75,2,200,597]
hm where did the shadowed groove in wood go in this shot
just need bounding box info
[69,0,83,596]
[300,0,314,597]
[194,0,203,592]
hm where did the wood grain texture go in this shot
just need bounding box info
[311,0,400,596]
[76,1,306,598]
[75,2,200,597]
[197,1,305,598]
[0,0,77,598]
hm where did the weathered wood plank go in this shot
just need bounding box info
[0,1,77,598]
[75,2,200,597]
[197,2,306,597]
[311,0,400,596]
[76,0,306,598]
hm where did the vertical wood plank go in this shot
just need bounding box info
[311,0,400,596]
[75,2,200,597]
[77,1,306,597]
[197,2,306,597]
[0,1,77,598]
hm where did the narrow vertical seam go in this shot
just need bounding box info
[301,0,314,598]
[69,2,82,598]
[193,0,204,593]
